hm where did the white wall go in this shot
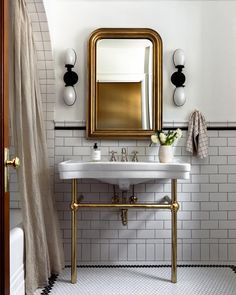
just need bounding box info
[44,0,236,123]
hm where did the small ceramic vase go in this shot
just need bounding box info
[159,145,173,163]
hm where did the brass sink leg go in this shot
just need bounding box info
[171,179,178,283]
[71,179,77,284]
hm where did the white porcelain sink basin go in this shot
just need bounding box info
[58,161,191,190]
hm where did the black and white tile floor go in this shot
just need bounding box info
[34,265,236,295]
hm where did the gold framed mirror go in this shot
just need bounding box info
[87,28,163,139]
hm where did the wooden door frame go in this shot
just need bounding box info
[0,0,10,294]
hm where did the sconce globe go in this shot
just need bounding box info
[173,49,185,67]
[65,48,76,66]
[173,87,186,107]
[63,86,76,106]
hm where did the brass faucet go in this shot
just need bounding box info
[121,148,128,162]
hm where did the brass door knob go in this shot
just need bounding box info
[5,157,20,168]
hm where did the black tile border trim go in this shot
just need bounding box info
[40,264,236,294]
[54,126,236,131]
[55,126,86,130]
[40,274,58,295]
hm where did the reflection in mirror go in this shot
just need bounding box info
[96,39,153,130]
[87,28,163,139]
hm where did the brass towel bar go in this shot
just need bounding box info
[71,202,179,211]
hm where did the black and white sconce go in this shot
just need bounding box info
[171,49,186,106]
[63,48,78,106]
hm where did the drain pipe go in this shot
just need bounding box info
[121,191,128,225]
[112,185,120,204]
[121,209,128,226]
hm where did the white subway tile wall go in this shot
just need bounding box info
[10,0,236,265]
[55,130,236,264]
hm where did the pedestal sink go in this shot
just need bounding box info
[58,160,190,190]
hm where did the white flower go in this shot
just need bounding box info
[176,128,182,139]
[159,133,167,144]
[151,134,159,144]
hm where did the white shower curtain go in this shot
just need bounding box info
[10,0,64,294]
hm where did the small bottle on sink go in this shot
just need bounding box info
[92,143,101,161]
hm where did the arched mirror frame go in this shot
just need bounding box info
[87,28,163,139]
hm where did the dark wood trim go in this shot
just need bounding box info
[54,125,236,131]
[0,0,10,294]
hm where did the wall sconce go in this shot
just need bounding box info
[63,48,78,106]
[171,49,186,106]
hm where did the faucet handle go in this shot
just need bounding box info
[131,151,139,162]
[109,151,117,161]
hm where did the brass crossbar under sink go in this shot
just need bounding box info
[70,179,178,284]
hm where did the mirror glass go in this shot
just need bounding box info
[96,39,153,130]
[87,28,163,139]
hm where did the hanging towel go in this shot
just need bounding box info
[186,110,208,158]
